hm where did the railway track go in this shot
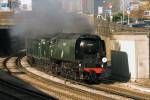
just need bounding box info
[2,53,150,100]
[0,79,55,100]
[22,57,150,100]
[84,83,150,100]
[20,56,150,100]
[0,90,20,100]
[1,54,119,100]
[69,75,150,100]
[0,54,55,100]
[17,56,119,99]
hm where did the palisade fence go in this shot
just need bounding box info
[96,20,150,36]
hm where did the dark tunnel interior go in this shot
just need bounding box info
[0,29,12,56]
[0,29,25,56]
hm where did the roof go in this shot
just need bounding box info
[55,33,88,39]
[28,33,101,40]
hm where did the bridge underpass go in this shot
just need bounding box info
[0,12,18,56]
[95,20,150,80]
[0,29,11,56]
[0,21,24,56]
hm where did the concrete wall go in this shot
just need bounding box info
[136,40,149,78]
[100,35,111,66]
[111,34,149,80]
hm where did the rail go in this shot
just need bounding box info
[1,54,55,100]
[24,56,150,100]
[0,78,55,100]
[1,54,113,99]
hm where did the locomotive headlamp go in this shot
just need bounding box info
[43,42,45,44]
[102,57,107,63]
[80,42,85,47]
[63,42,67,46]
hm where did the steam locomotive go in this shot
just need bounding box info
[27,33,108,82]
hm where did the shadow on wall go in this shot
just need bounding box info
[111,50,131,82]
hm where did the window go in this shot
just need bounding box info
[144,10,150,16]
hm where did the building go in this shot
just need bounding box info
[144,10,150,17]
[0,0,10,11]
[60,0,103,14]
[60,0,83,13]
[140,1,150,19]
[120,0,130,12]
[130,2,139,11]
[19,0,32,11]
[0,0,32,12]
[82,0,104,15]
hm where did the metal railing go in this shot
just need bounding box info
[96,20,150,36]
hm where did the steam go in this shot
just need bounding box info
[11,0,94,38]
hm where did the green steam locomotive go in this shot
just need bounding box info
[27,33,108,82]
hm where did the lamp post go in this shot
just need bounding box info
[108,3,112,22]
[8,0,12,10]
[122,0,125,23]
[127,7,130,25]
[127,13,130,25]
[103,0,106,20]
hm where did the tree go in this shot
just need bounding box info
[112,12,127,22]
[130,0,150,19]
[140,0,150,10]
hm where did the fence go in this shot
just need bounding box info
[96,20,150,36]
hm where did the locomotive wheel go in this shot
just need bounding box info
[37,60,40,65]
[31,57,35,64]
[60,62,66,76]
[73,71,77,81]
[90,71,97,82]
[39,60,43,66]
[49,63,53,71]
[55,67,58,75]
[27,57,32,65]
[67,69,73,80]
[84,71,97,82]
[51,66,56,74]
[57,66,61,75]
[34,59,37,65]
[51,64,59,75]
[61,68,66,77]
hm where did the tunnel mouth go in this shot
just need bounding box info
[0,29,12,56]
[0,29,26,56]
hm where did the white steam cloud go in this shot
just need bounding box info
[11,0,94,37]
